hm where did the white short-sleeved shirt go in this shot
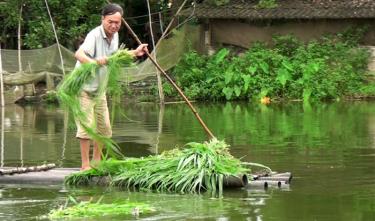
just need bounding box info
[76,25,119,94]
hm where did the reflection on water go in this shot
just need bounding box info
[0,101,375,220]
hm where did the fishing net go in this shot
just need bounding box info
[122,23,201,83]
[0,24,200,85]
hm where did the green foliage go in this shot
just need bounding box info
[48,196,155,219]
[207,0,230,6]
[65,139,250,195]
[0,0,105,49]
[172,28,371,102]
[256,0,278,9]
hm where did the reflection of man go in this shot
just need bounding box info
[74,3,148,170]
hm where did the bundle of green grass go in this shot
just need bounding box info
[48,196,155,219]
[57,49,134,156]
[65,139,251,194]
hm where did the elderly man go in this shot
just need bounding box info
[75,3,148,170]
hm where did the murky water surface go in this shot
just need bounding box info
[0,101,374,220]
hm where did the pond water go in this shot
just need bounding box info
[0,101,374,220]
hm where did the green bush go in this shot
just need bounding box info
[171,28,371,102]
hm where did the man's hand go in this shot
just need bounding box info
[133,44,149,57]
[95,56,108,66]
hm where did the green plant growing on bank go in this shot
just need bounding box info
[65,139,251,195]
[172,27,371,102]
[256,0,278,9]
[57,49,134,157]
[48,196,155,219]
[207,0,230,6]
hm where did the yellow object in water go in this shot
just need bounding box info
[260,97,271,104]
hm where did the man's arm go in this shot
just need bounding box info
[75,48,107,65]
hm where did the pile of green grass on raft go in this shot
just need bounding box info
[48,196,155,219]
[57,49,134,157]
[65,139,253,194]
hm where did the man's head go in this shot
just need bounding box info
[101,3,123,37]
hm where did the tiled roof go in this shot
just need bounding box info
[188,0,375,19]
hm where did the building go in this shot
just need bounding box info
[185,0,375,52]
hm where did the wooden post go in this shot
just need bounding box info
[0,45,4,167]
[0,45,4,107]
[18,3,23,73]
[204,19,214,55]
[17,3,24,98]
[46,73,55,91]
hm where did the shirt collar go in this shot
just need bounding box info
[100,25,108,39]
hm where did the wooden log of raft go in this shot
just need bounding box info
[247,180,287,189]
[85,174,249,188]
[0,163,56,175]
[256,176,291,184]
[252,172,293,184]
[0,168,79,185]
[223,174,248,188]
[270,172,292,177]
[246,172,293,189]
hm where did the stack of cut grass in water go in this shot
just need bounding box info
[57,49,134,156]
[65,139,250,195]
[48,196,155,219]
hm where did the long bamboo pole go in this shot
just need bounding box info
[106,1,215,139]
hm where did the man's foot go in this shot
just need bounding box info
[91,160,101,168]
[80,166,92,171]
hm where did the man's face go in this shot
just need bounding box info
[102,12,122,36]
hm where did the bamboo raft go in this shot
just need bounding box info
[0,164,292,188]
[0,164,79,185]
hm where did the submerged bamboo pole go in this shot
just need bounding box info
[106,0,215,139]
[0,106,3,167]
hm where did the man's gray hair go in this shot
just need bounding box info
[102,3,123,16]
